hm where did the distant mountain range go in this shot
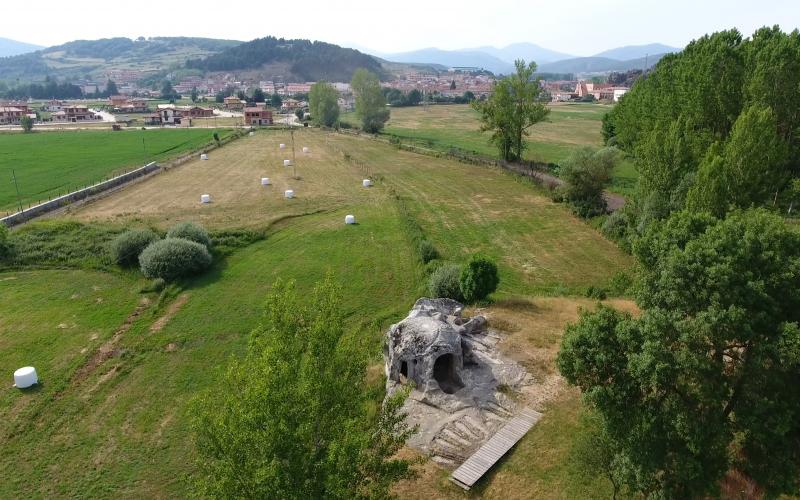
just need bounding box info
[371,42,681,75]
[0,37,44,58]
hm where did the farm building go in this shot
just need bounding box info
[109,95,128,107]
[244,107,273,126]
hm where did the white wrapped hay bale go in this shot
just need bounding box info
[201,194,211,203]
[249,131,254,136]
[345,214,356,225]
[302,146,310,153]
[200,153,208,160]
[261,177,271,186]
[283,159,292,167]
[362,179,372,187]
[14,366,38,389]
[279,143,286,150]
[284,189,294,199]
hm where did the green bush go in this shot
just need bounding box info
[418,240,439,263]
[167,222,212,250]
[459,255,499,303]
[0,223,9,259]
[585,285,608,300]
[428,263,464,301]
[111,228,159,266]
[607,271,634,297]
[140,278,166,293]
[139,238,212,281]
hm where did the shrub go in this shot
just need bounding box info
[585,285,608,300]
[139,238,212,281]
[0,223,9,259]
[607,271,634,297]
[167,222,212,250]
[140,278,166,293]
[111,228,159,266]
[428,263,464,301]
[459,255,499,303]
[418,240,439,263]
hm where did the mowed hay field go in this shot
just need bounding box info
[0,129,234,212]
[2,128,633,497]
[352,103,638,196]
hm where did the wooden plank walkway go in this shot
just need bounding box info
[450,407,542,490]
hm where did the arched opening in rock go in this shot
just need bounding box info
[433,353,462,394]
[400,360,408,381]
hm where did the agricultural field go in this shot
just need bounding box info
[0,129,234,212]
[0,128,633,497]
[344,103,638,196]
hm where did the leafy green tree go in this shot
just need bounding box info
[462,90,475,102]
[192,277,415,498]
[214,91,225,103]
[309,81,340,127]
[106,79,118,96]
[605,27,800,230]
[252,87,265,103]
[557,209,800,498]
[351,68,389,133]
[472,59,549,161]
[459,254,499,303]
[190,86,199,103]
[0,223,10,260]
[558,147,619,217]
[407,89,422,105]
[160,80,178,100]
[271,93,283,108]
[687,104,790,216]
[19,115,33,133]
[449,80,456,90]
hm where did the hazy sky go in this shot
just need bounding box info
[7,0,800,56]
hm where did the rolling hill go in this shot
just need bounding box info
[592,43,680,60]
[186,36,386,82]
[0,37,43,58]
[0,37,243,81]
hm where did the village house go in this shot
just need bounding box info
[44,99,64,112]
[281,98,302,111]
[180,106,214,118]
[223,96,245,110]
[53,105,101,123]
[0,107,24,125]
[244,107,273,126]
[109,95,128,107]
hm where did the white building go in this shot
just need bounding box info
[613,89,629,102]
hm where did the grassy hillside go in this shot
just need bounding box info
[344,103,637,195]
[0,37,241,81]
[1,129,633,497]
[0,129,233,212]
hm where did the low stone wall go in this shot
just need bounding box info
[1,162,161,227]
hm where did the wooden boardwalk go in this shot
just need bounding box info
[450,407,542,490]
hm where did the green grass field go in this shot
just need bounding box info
[343,103,638,196]
[0,129,234,212]
[0,128,633,497]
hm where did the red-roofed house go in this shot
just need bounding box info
[244,107,273,126]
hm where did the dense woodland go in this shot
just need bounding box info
[604,26,800,233]
[186,36,386,82]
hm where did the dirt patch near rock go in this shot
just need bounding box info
[150,293,189,333]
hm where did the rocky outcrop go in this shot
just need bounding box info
[384,298,533,467]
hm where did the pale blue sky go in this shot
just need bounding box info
[7,0,800,56]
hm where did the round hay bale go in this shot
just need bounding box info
[200,153,209,160]
[302,146,310,153]
[261,177,271,186]
[279,143,286,150]
[283,159,292,167]
[201,194,211,204]
[249,131,254,136]
[345,214,356,225]
[14,366,37,389]
[284,189,294,199]
[362,179,372,187]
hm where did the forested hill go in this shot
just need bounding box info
[186,37,387,81]
[0,37,243,81]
